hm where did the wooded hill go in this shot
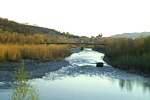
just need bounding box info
[0,17,79,39]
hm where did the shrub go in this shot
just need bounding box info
[12,62,39,100]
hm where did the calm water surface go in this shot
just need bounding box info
[0,48,150,100]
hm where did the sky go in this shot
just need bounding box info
[1,0,150,37]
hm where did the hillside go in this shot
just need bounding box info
[30,26,79,39]
[0,17,39,34]
[0,17,79,39]
[111,32,150,38]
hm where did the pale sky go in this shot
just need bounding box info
[1,0,150,37]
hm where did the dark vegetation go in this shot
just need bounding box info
[94,37,150,75]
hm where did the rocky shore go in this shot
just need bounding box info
[0,59,70,82]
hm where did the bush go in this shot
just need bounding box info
[12,62,39,100]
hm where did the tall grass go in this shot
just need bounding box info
[112,54,150,73]
[0,44,71,61]
[94,36,150,74]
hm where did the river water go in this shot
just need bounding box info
[0,48,150,100]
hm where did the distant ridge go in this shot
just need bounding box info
[111,32,150,38]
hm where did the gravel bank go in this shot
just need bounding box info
[0,48,84,82]
[0,59,70,82]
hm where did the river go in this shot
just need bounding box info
[0,48,150,100]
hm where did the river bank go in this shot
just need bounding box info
[0,59,70,82]
[103,55,150,78]
[92,47,150,78]
[0,48,82,82]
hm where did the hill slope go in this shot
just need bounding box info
[111,32,150,38]
[0,17,39,34]
[30,26,79,39]
[0,17,79,39]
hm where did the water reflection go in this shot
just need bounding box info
[37,72,150,100]
[119,79,150,93]
[44,62,150,94]
[119,79,133,91]
[142,83,150,93]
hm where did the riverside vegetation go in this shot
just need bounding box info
[0,44,71,61]
[0,18,78,61]
[95,36,150,75]
[0,17,93,62]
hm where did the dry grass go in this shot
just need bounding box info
[0,44,71,61]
